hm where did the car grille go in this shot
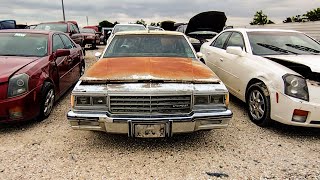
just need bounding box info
[110,95,192,114]
[0,83,8,100]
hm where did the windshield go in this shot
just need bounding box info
[0,33,48,57]
[104,34,195,58]
[248,31,320,55]
[113,25,146,34]
[35,23,68,33]
[81,28,95,33]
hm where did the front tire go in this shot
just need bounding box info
[38,82,55,121]
[247,82,271,127]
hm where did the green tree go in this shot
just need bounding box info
[136,19,146,26]
[250,10,274,25]
[99,20,115,27]
[150,22,156,26]
[305,8,320,21]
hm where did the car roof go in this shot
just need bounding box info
[228,28,301,33]
[115,30,185,36]
[0,29,53,35]
[114,24,145,27]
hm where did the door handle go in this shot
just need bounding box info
[219,58,224,62]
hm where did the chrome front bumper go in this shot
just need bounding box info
[67,110,233,137]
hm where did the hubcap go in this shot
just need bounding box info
[249,90,265,120]
[44,89,54,116]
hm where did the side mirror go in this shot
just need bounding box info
[196,52,204,59]
[226,46,245,56]
[55,49,70,57]
[94,52,102,60]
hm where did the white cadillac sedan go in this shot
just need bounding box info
[200,28,320,127]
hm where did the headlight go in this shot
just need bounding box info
[7,73,29,98]
[283,74,309,101]
[74,96,107,107]
[194,95,227,106]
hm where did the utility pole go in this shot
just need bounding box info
[61,0,66,21]
[86,16,88,26]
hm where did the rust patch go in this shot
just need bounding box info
[84,57,218,82]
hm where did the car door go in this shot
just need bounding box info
[218,31,248,97]
[52,34,73,94]
[203,31,232,79]
[59,33,81,84]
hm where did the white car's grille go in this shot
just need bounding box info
[110,95,191,114]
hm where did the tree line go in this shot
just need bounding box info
[98,7,320,27]
[251,7,320,25]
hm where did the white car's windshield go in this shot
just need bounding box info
[0,32,48,57]
[248,31,320,55]
[104,34,195,58]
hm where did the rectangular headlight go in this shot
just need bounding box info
[76,96,91,106]
[92,96,107,105]
[194,95,210,105]
[210,95,224,104]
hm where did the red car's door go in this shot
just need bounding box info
[52,34,73,95]
[59,34,81,83]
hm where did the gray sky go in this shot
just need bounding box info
[1,0,319,27]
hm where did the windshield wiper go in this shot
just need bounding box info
[257,43,298,55]
[285,44,320,54]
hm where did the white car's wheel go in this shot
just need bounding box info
[247,82,272,127]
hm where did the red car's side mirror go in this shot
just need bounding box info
[55,49,70,57]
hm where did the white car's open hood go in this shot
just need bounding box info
[265,55,320,73]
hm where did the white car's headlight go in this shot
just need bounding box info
[283,74,309,101]
[7,73,29,98]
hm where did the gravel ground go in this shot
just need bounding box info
[1,46,320,179]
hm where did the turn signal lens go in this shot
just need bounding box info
[71,95,75,108]
[292,109,309,123]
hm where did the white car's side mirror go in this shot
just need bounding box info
[226,46,245,56]
[196,52,204,59]
[94,52,102,60]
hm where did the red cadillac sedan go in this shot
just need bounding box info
[0,29,85,123]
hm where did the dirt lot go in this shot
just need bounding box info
[1,46,320,179]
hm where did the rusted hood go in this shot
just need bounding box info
[82,57,220,83]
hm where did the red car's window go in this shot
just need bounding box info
[0,32,48,57]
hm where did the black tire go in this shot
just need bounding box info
[92,41,96,49]
[246,82,272,127]
[38,82,55,121]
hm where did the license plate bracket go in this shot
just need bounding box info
[134,123,166,138]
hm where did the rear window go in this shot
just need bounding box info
[113,25,146,34]
[35,23,68,33]
[0,33,48,57]
[104,34,195,58]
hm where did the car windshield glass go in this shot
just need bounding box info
[81,28,95,33]
[248,31,320,55]
[35,23,68,33]
[104,34,195,58]
[0,33,48,57]
[113,25,145,34]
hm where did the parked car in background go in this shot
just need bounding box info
[35,21,85,55]
[106,24,146,44]
[67,31,232,137]
[0,20,16,29]
[80,28,100,49]
[101,27,113,45]
[0,29,85,123]
[146,25,164,31]
[200,28,320,128]
[177,11,226,52]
